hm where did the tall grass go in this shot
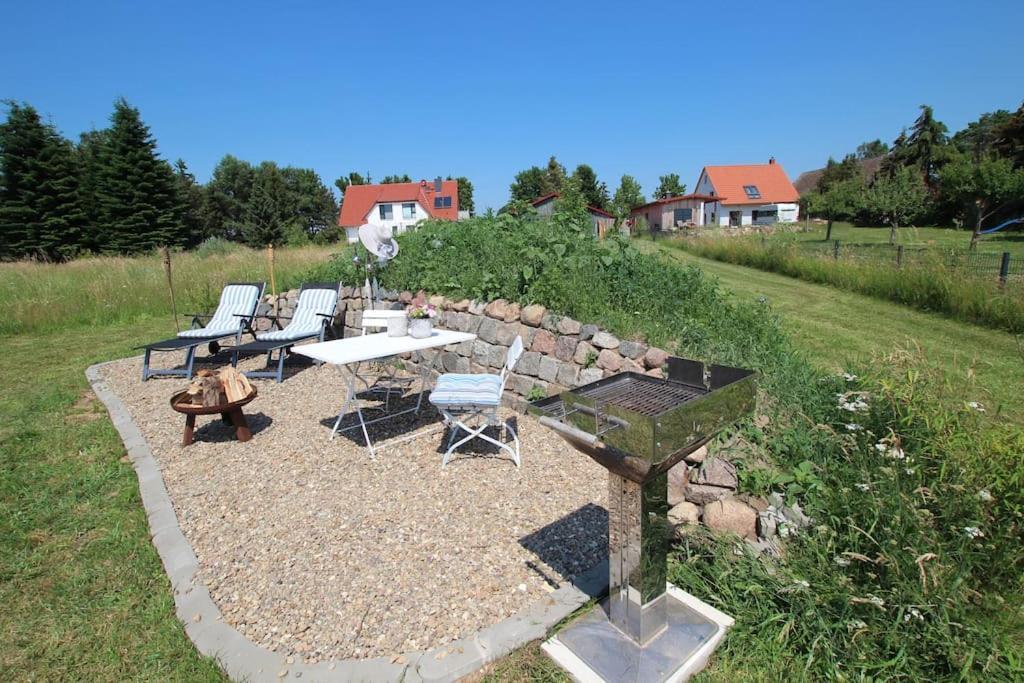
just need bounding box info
[671,236,1024,334]
[0,245,338,336]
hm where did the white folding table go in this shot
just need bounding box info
[294,329,476,457]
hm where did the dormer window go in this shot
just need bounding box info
[743,185,761,199]
[433,196,452,209]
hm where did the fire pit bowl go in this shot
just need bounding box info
[170,387,258,446]
[531,356,755,682]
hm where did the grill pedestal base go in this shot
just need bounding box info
[542,584,734,683]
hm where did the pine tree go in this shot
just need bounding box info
[94,98,186,252]
[76,129,109,251]
[653,173,686,199]
[242,162,287,246]
[571,164,609,209]
[904,105,949,188]
[173,159,206,247]
[205,155,255,240]
[0,102,85,260]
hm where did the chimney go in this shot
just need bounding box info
[434,176,443,193]
[768,157,776,165]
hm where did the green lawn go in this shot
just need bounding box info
[785,221,1024,256]
[0,317,226,681]
[638,239,1024,422]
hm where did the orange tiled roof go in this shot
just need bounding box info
[338,180,459,226]
[702,163,799,205]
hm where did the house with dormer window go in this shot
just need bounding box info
[337,177,459,242]
[693,158,800,227]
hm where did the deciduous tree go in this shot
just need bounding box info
[611,175,644,218]
[856,139,889,160]
[448,175,474,214]
[571,164,608,209]
[864,165,927,244]
[940,152,1024,249]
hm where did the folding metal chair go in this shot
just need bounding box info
[429,336,524,468]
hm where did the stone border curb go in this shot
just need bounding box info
[87,360,606,682]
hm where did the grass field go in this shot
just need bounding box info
[0,244,338,336]
[637,239,1024,421]
[786,221,1024,256]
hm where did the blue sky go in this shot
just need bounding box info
[2,1,1022,212]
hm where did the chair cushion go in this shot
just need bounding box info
[178,284,260,338]
[429,373,502,407]
[257,287,337,341]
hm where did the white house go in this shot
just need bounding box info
[693,159,800,227]
[337,177,459,243]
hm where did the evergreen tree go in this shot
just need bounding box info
[952,110,1012,161]
[93,98,186,252]
[173,159,206,247]
[611,175,644,218]
[379,174,412,183]
[544,156,566,193]
[204,154,255,240]
[242,162,287,246]
[571,164,609,209]
[994,103,1024,168]
[76,129,109,250]
[0,102,85,260]
[904,104,949,188]
[856,139,889,160]
[280,166,337,239]
[653,173,686,199]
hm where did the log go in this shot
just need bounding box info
[218,366,252,404]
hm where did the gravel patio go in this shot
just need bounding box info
[99,351,607,663]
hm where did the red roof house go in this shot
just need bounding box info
[338,178,459,241]
[694,159,800,226]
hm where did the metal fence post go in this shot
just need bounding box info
[833,240,840,260]
[999,251,1010,288]
[897,245,904,268]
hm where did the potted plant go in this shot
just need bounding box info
[407,302,437,338]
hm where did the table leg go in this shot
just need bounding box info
[330,367,359,439]
[220,412,232,425]
[183,414,196,446]
[229,408,252,442]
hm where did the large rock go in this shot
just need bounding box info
[684,484,730,506]
[579,324,599,341]
[521,304,546,327]
[484,299,510,320]
[644,346,670,369]
[596,349,623,372]
[503,302,521,322]
[573,341,597,366]
[495,321,520,346]
[538,356,560,382]
[486,344,506,368]
[554,335,578,361]
[516,351,542,376]
[622,358,644,374]
[684,445,707,464]
[532,329,557,355]
[592,331,620,350]
[619,340,648,360]
[577,367,603,385]
[692,457,737,490]
[668,461,688,506]
[668,501,700,528]
[541,313,561,332]
[702,499,758,540]
[477,317,500,343]
[451,298,471,312]
[557,317,582,335]
[555,362,578,387]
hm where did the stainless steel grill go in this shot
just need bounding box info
[531,356,756,679]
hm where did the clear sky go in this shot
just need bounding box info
[2,1,1022,212]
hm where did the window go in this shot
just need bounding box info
[402,202,416,219]
[673,208,692,224]
[378,204,393,220]
[743,185,761,199]
[433,195,452,209]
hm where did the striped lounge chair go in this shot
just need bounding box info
[140,282,265,380]
[429,336,523,468]
[229,282,342,382]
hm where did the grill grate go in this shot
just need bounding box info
[574,374,706,416]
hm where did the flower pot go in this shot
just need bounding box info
[387,315,408,337]
[409,318,433,339]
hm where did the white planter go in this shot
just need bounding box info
[387,315,408,337]
[408,318,433,339]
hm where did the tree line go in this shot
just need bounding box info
[804,103,1024,247]
[505,156,687,220]
[0,99,476,261]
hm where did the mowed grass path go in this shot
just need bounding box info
[0,318,226,680]
[638,239,1024,421]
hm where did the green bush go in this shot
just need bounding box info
[671,236,1024,334]
[307,214,1023,679]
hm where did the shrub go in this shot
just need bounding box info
[308,213,1024,678]
[193,236,242,258]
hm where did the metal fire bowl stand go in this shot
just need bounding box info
[530,357,756,682]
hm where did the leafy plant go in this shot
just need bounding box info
[526,385,547,402]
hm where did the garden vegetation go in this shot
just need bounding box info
[312,211,1023,679]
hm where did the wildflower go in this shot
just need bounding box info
[834,556,851,567]
[977,489,993,502]
[905,468,915,475]
[967,401,986,412]
[845,423,863,431]
[963,526,984,539]
[855,483,871,492]
[758,295,768,305]
[842,372,858,382]
[847,619,868,631]
[903,607,924,622]
[867,595,885,608]
[874,442,887,453]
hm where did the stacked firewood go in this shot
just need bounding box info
[183,367,253,407]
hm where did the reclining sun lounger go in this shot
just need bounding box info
[229,281,343,382]
[140,282,265,381]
